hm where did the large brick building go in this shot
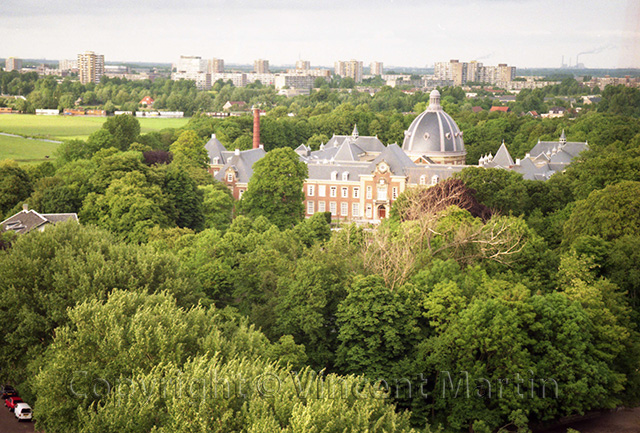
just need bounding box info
[206,90,587,222]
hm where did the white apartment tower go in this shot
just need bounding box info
[296,60,311,70]
[77,51,105,84]
[334,59,363,83]
[5,57,22,72]
[370,61,384,76]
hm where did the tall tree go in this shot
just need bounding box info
[102,114,141,151]
[240,147,308,229]
[0,160,32,217]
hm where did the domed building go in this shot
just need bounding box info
[402,90,467,165]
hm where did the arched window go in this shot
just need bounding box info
[342,171,349,181]
[419,175,426,185]
[331,171,338,181]
[431,175,440,185]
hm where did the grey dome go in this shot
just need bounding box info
[402,90,466,157]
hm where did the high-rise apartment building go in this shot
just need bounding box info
[209,58,224,73]
[449,60,467,86]
[77,51,105,84]
[5,57,22,72]
[296,60,311,70]
[370,61,384,76]
[171,55,210,90]
[435,59,515,86]
[334,59,363,83]
[254,59,270,74]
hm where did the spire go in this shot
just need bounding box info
[352,124,359,139]
[559,129,567,145]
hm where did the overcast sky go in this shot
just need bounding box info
[1,0,639,69]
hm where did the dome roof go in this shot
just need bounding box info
[402,90,466,157]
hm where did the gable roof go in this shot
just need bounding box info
[214,148,266,183]
[1,208,78,235]
[490,106,510,112]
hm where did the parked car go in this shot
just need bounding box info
[1,385,18,400]
[5,396,23,411]
[14,403,32,421]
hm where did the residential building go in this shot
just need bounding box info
[334,59,363,83]
[370,61,384,76]
[209,58,224,73]
[172,55,210,89]
[435,59,516,86]
[77,51,105,84]
[254,59,270,74]
[212,72,247,87]
[58,59,77,72]
[274,74,315,90]
[5,57,22,72]
[295,60,310,70]
[246,73,276,86]
[1,204,78,235]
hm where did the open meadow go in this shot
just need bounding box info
[0,114,190,163]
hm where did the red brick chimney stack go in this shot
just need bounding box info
[252,107,260,149]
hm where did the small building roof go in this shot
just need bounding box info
[1,206,78,235]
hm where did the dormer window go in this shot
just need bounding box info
[227,172,234,182]
[431,175,440,185]
[419,175,426,185]
[213,157,220,164]
[331,171,338,181]
[342,171,349,181]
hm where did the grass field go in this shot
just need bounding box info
[0,114,190,163]
[0,134,60,164]
[0,114,190,141]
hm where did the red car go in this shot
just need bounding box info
[5,396,23,411]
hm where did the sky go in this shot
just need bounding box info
[1,0,639,69]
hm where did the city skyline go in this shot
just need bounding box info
[1,0,639,69]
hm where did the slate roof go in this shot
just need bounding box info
[368,144,417,175]
[1,208,79,235]
[490,142,515,167]
[214,148,266,183]
[307,162,372,181]
[405,164,466,184]
[334,140,365,162]
[205,134,228,164]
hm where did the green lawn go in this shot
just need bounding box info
[0,134,60,164]
[0,114,190,141]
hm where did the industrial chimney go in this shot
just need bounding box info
[252,107,260,149]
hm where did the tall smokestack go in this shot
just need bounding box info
[252,107,260,149]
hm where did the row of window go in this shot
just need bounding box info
[307,185,399,200]
[307,201,360,217]
[307,201,386,219]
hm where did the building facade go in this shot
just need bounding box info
[295,60,311,70]
[370,61,384,76]
[172,55,210,89]
[5,57,22,72]
[209,58,224,73]
[254,59,270,74]
[334,60,363,83]
[77,52,105,84]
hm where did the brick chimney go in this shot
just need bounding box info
[252,107,260,149]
